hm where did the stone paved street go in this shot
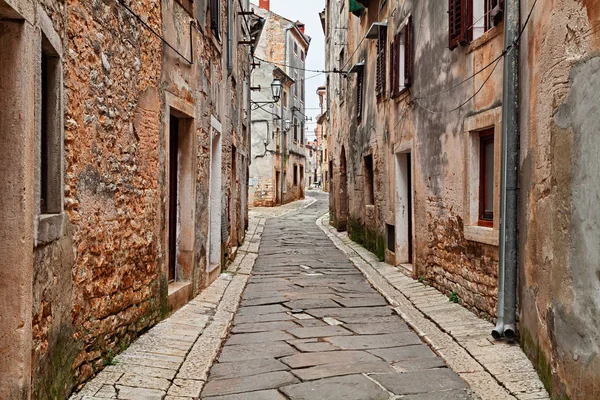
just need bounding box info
[201,192,474,399]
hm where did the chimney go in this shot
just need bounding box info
[296,22,305,34]
[259,0,270,10]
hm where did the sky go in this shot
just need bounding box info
[251,0,327,141]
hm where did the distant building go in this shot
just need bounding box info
[250,0,311,206]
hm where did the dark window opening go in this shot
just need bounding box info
[210,0,221,40]
[168,114,180,282]
[479,129,494,227]
[293,118,298,142]
[294,165,298,186]
[387,224,395,252]
[40,42,61,215]
[329,160,333,191]
[364,154,375,205]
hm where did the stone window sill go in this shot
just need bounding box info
[467,23,504,54]
[464,225,498,246]
[37,212,67,246]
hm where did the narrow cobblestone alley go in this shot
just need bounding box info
[200,192,473,399]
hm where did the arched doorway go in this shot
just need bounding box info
[338,146,349,231]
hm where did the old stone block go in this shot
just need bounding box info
[368,344,438,362]
[344,321,410,334]
[201,371,299,397]
[279,374,389,400]
[280,350,381,368]
[218,341,297,362]
[325,332,422,350]
[286,325,352,339]
[167,379,204,397]
[370,369,469,395]
[291,360,394,380]
[232,321,298,334]
[226,331,294,345]
[203,390,287,400]
[209,358,288,380]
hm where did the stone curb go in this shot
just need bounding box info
[317,214,549,400]
[70,217,266,400]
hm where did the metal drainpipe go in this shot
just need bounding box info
[227,0,233,73]
[280,27,290,205]
[492,0,520,341]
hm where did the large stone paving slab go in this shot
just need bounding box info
[371,369,469,395]
[202,371,299,397]
[279,375,389,400]
[324,332,423,350]
[209,358,289,380]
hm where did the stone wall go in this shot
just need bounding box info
[0,0,251,397]
[519,1,600,398]
[325,0,503,320]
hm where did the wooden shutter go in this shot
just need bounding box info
[404,16,413,88]
[448,0,470,50]
[390,36,397,97]
[376,26,387,98]
[357,71,364,121]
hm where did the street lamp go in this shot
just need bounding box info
[251,77,284,110]
[284,119,291,132]
[271,78,282,102]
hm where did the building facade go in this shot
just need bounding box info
[249,0,311,207]
[323,0,600,399]
[0,0,258,398]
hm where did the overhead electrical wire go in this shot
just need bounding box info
[411,0,540,113]
[115,0,194,64]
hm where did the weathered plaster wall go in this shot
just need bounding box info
[519,1,600,398]
[326,0,503,319]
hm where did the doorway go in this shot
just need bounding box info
[395,152,413,266]
[168,113,195,282]
[208,127,222,272]
[168,114,179,282]
[338,147,349,231]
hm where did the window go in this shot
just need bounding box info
[294,165,298,186]
[210,0,221,40]
[294,41,298,55]
[301,50,305,62]
[294,72,298,97]
[293,118,298,142]
[376,25,387,98]
[40,40,62,215]
[283,91,288,108]
[364,154,374,205]
[387,224,396,252]
[479,129,494,226]
[356,69,364,122]
[300,122,304,144]
[390,17,413,97]
[338,49,346,101]
[448,0,503,49]
[301,79,305,102]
